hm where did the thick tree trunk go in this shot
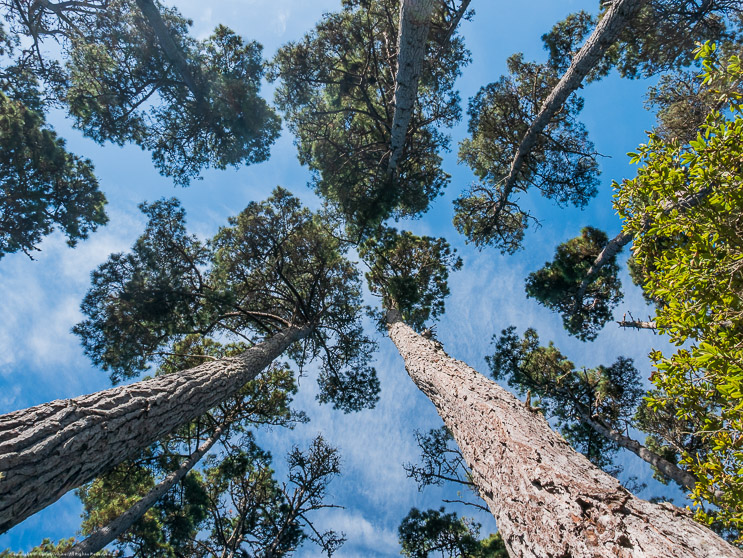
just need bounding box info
[0,325,309,534]
[387,0,436,173]
[69,422,226,554]
[385,310,742,557]
[134,0,204,103]
[498,0,645,204]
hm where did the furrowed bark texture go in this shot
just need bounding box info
[70,422,225,554]
[498,0,645,202]
[385,311,742,557]
[388,0,436,173]
[0,325,308,534]
[134,0,204,102]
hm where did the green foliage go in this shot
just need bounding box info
[194,435,344,557]
[269,0,469,234]
[3,0,280,185]
[78,432,344,557]
[74,188,379,412]
[614,43,743,540]
[0,90,107,258]
[79,458,207,556]
[525,227,623,341]
[489,327,644,474]
[359,227,462,331]
[645,39,743,142]
[634,392,705,485]
[542,1,741,81]
[454,54,599,252]
[399,508,506,558]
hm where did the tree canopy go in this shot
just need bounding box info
[269,0,470,235]
[453,53,599,253]
[0,90,107,258]
[614,43,743,539]
[74,188,379,411]
[4,0,743,553]
[1,0,280,185]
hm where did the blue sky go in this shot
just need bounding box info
[0,1,688,555]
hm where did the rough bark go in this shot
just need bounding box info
[0,325,309,534]
[385,309,742,557]
[387,0,436,173]
[133,0,204,103]
[70,422,225,554]
[498,0,645,205]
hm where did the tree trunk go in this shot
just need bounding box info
[498,0,645,204]
[578,413,703,493]
[574,185,713,307]
[69,422,226,554]
[0,324,309,534]
[441,0,471,43]
[617,318,657,330]
[385,309,742,557]
[133,0,204,103]
[388,0,436,174]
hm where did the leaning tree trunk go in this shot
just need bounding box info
[573,185,713,309]
[134,0,204,103]
[577,412,707,496]
[0,324,309,534]
[385,310,742,557]
[69,422,226,554]
[497,0,645,206]
[387,0,436,173]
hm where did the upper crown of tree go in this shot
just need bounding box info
[2,0,280,185]
[74,188,379,412]
[359,226,462,332]
[269,0,470,237]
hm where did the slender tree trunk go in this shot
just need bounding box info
[133,0,204,103]
[69,422,226,554]
[498,0,645,205]
[574,185,713,307]
[617,318,657,330]
[577,412,701,492]
[388,0,436,173]
[385,309,742,557]
[573,230,633,306]
[0,324,309,534]
[441,0,471,43]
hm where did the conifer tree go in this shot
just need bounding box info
[0,189,377,533]
[399,507,507,558]
[361,228,741,556]
[0,90,107,258]
[453,0,642,252]
[488,326,703,493]
[70,354,301,555]
[1,0,280,184]
[270,0,470,234]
